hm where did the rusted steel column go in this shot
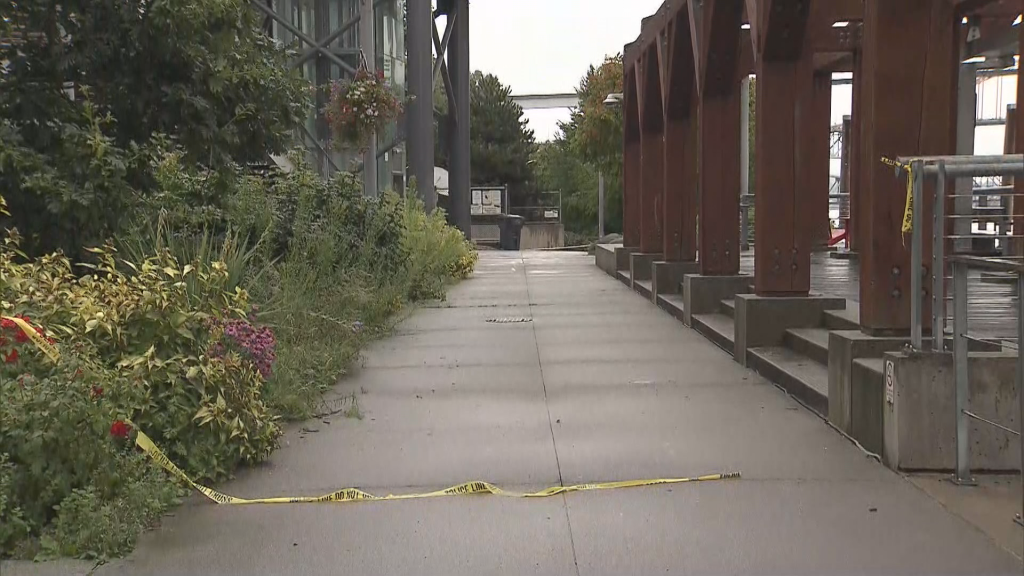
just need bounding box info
[858,0,957,332]
[640,127,665,253]
[754,58,810,295]
[664,111,699,261]
[624,136,642,247]
[638,46,665,255]
[698,87,742,276]
[803,72,833,251]
[848,50,864,252]
[623,70,642,248]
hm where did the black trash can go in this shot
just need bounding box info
[499,215,525,250]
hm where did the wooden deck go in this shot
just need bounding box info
[739,252,1019,339]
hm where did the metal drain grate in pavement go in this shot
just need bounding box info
[486,317,533,324]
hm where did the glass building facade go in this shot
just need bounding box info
[267,0,407,193]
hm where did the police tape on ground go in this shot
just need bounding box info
[135,430,741,505]
[4,313,743,505]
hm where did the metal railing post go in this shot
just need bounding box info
[952,259,972,484]
[933,161,947,352]
[911,160,925,350]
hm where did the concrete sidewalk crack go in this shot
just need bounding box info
[522,254,565,487]
[522,256,580,575]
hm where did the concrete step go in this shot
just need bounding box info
[692,313,735,356]
[747,346,829,416]
[824,307,859,331]
[635,279,653,299]
[783,327,830,365]
[851,357,886,455]
[656,293,686,323]
[616,269,632,287]
[720,298,736,318]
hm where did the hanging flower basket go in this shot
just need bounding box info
[324,69,403,152]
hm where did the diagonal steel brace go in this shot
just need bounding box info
[250,0,357,75]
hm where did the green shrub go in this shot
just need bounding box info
[2,233,281,481]
[0,349,182,558]
[401,197,477,301]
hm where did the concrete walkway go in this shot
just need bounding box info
[19,251,1022,575]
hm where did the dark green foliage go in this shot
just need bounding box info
[0,0,309,259]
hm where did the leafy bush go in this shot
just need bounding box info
[401,196,478,300]
[0,345,181,559]
[3,229,281,472]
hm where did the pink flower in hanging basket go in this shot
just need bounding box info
[324,69,404,152]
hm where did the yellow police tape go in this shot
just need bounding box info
[2,315,60,363]
[135,430,741,505]
[880,156,915,244]
[5,313,742,504]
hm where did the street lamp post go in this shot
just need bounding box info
[600,92,623,240]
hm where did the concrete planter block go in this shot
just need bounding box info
[883,351,1020,472]
[629,253,661,290]
[614,246,638,271]
[682,274,752,328]
[734,295,845,367]
[828,331,911,435]
[595,244,621,276]
[651,261,699,303]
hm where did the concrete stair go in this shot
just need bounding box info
[655,292,686,322]
[692,297,739,356]
[692,312,736,355]
[634,279,653,299]
[747,345,830,416]
[616,269,631,287]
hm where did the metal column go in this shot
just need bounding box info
[952,259,971,484]
[406,0,435,211]
[359,0,378,197]
[932,162,946,351]
[447,0,471,238]
[954,63,977,253]
[910,160,924,349]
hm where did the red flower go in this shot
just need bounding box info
[4,349,18,364]
[91,385,103,398]
[0,318,13,330]
[110,420,131,438]
[14,329,28,343]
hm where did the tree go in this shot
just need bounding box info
[0,0,310,257]
[433,70,536,193]
[539,55,624,236]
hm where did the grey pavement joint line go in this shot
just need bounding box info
[522,254,581,576]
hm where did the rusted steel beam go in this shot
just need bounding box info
[694,0,744,97]
[638,47,666,254]
[954,0,1022,17]
[753,0,811,60]
[664,8,699,261]
[825,0,864,22]
[623,66,642,248]
[698,85,743,276]
[749,0,814,295]
[858,0,958,332]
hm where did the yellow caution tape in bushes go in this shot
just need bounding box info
[7,313,742,504]
[2,315,60,362]
[135,430,741,505]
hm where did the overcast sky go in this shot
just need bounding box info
[460,0,664,141]
[457,1,1015,150]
